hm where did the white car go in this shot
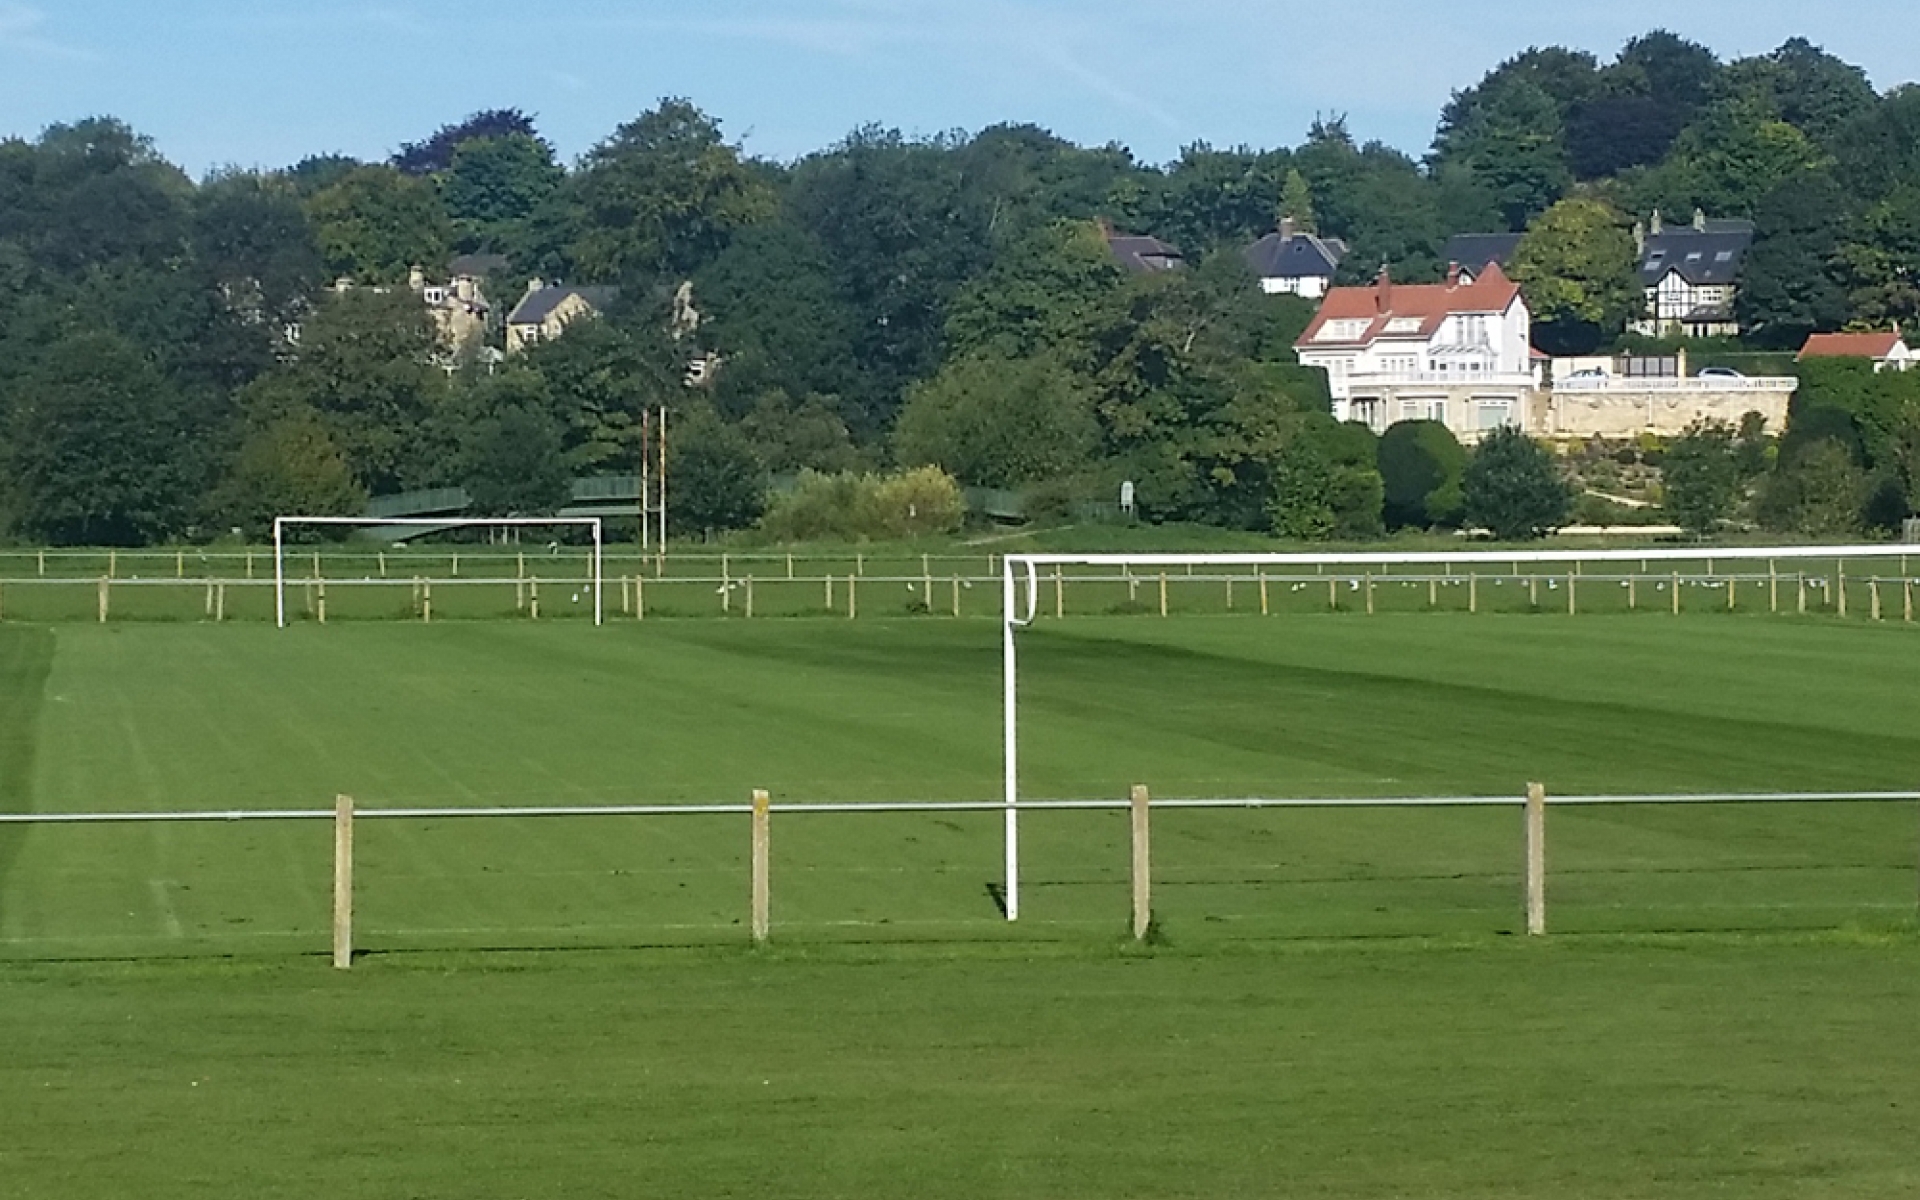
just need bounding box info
[1698,366,1746,379]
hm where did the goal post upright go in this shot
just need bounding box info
[997,542,1914,924]
[272,516,606,629]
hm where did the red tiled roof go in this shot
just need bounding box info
[1797,332,1905,360]
[1295,262,1522,348]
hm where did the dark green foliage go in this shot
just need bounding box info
[1266,416,1383,540]
[1378,420,1466,529]
[207,410,365,537]
[454,372,571,516]
[667,405,766,536]
[1462,427,1573,539]
[1660,420,1743,535]
[894,354,1099,489]
[1737,173,1852,348]
[570,99,774,282]
[392,109,541,176]
[3,332,194,545]
[305,166,453,284]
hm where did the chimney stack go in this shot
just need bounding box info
[1445,261,1462,287]
[1375,264,1392,312]
[1279,216,1296,241]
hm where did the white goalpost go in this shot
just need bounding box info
[995,542,1919,922]
[272,516,605,628]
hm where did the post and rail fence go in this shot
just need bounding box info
[3,786,1916,967]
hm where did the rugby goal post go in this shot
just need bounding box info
[273,516,605,628]
[996,543,1916,922]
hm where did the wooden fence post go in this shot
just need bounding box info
[1905,578,1914,624]
[1225,575,1234,612]
[1870,579,1882,622]
[848,574,857,620]
[1769,561,1778,613]
[1365,573,1375,615]
[317,581,327,624]
[1727,577,1736,612]
[1469,573,1478,614]
[951,576,961,618]
[1328,577,1338,612]
[1160,572,1169,618]
[1797,574,1807,615]
[1567,573,1577,616]
[529,579,539,620]
[1671,572,1680,616]
[333,794,355,970]
[750,789,771,945]
[1053,567,1064,619]
[745,576,754,619]
[97,576,109,624]
[176,549,184,578]
[1260,570,1270,616]
[215,582,225,623]
[1628,575,1637,611]
[1528,576,1539,610]
[422,579,433,624]
[825,573,834,613]
[1837,569,1848,618]
[1130,784,1152,942]
[1525,782,1547,937]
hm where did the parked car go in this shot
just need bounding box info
[1561,367,1610,381]
[1698,366,1746,379]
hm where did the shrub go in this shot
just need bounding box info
[760,467,965,542]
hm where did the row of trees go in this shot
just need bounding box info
[3,32,1920,544]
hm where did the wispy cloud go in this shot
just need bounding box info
[0,2,98,61]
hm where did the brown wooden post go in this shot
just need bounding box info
[215,582,226,623]
[1797,574,1806,615]
[1528,576,1539,609]
[333,794,355,970]
[750,789,771,945]
[176,549,184,578]
[1130,784,1152,942]
[529,579,539,620]
[1567,573,1576,616]
[97,576,109,624]
[1769,561,1778,614]
[1727,577,1736,612]
[848,574,857,620]
[825,573,834,613]
[1160,572,1169,618]
[745,575,754,619]
[317,581,327,624]
[1837,569,1848,618]
[1906,578,1914,624]
[1525,782,1546,937]
[1365,573,1375,615]
[951,575,960,618]
[1469,573,1478,614]
[1671,571,1680,616]
[1261,570,1270,616]
[422,579,433,624]
[1870,579,1882,622]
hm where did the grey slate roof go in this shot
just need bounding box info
[1443,233,1524,273]
[1244,230,1346,279]
[1105,233,1184,273]
[1639,220,1753,286]
[507,284,620,326]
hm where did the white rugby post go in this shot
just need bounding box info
[273,516,605,628]
[998,543,1915,923]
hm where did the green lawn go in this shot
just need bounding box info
[2,613,1918,1197]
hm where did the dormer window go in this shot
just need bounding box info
[1384,317,1422,334]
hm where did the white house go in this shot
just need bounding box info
[1243,219,1346,298]
[1293,263,1538,442]
[1798,330,1915,372]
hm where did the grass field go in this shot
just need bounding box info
[3,611,1919,1196]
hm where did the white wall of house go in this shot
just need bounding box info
[1259,275,1330,299]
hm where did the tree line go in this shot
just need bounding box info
[3,31,1919,545]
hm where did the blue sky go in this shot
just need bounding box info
[3,0,1917,176]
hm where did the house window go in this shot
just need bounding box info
[423,287,446,305]
[1476,400,1514,430]
[1384,317,1423,334]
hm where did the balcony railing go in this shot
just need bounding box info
[1552,376,1797,393]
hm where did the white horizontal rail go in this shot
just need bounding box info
[1005,545,1917,569]
[5,791,1917,825]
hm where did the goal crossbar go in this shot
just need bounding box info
[272,516,605,628]
[995,543,1919,921]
